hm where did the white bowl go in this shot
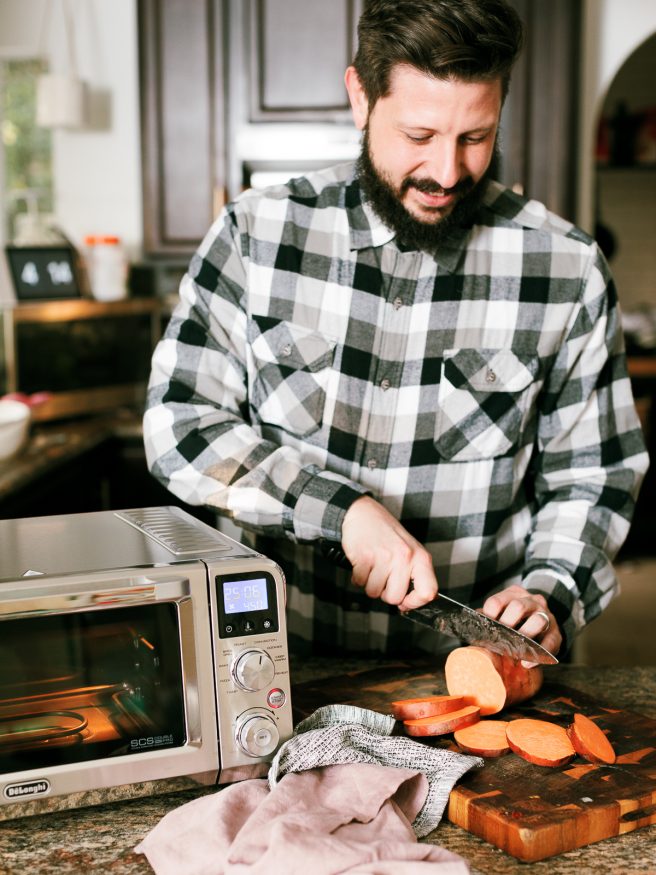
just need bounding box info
[0,399,31,460]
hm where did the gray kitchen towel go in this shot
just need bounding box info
[268,704,483,837]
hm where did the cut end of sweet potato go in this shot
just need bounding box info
[390,694,467,721]
[453,720,510,757]
[403,704,480,737]
[567,713,616,764]
[506,718,576,767]
[445,645,543,716]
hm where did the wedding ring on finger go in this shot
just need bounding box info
[534,610,550,632]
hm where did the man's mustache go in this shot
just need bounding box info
[400,176,475,197]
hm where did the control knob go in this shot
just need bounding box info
[232,648,275,692]
[235,709,280,758]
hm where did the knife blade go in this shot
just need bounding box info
[319,540,558,665]
[401,593,558,665]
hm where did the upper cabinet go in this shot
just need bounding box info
[501,0,582,223]
[247,0,361,122]
[138,0,226,256]
[139,0,362,256]
[138,0,583,257]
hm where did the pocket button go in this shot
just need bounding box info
[486,368,497,383]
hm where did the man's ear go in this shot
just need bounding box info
[344,66,369,131]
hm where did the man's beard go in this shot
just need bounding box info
[356,128,499,253]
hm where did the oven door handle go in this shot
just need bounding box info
[0,574,193,619]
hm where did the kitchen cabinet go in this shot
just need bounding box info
[138,0,227,255]
[138,0,361,257]
[501,0,582,222]
[138,0,584,255]
[245,0,362,122]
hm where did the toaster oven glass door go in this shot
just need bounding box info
[0,603,187,774]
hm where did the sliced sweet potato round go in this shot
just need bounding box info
[454,720,510,757]
[506,718,575,767]
[391,694,467,721]
[567,713,616,764]
[403,704,480,737]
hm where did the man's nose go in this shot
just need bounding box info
[422,139,461,190]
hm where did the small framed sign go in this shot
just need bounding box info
[5,245,84,301]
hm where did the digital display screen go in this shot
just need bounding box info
[5,245,82,301]
[223,577,268,614]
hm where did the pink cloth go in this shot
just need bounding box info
[135,762,469,875]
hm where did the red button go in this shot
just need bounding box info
[267,688,286,708]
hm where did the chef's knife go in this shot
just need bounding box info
[400,594,558,665]
[319,541,558,665]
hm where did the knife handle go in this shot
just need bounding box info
[319,541,416,593]
[318,539,351,570]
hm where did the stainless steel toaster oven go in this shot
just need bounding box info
[0,506,293,819]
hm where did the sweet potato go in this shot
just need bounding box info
[390,694,467,721]
[453,720,510,757]
[445,645,543,716]
[506,718,576,767]
[567,713,616,764]
[403,704,480,737]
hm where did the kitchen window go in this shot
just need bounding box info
[0,58,54,248]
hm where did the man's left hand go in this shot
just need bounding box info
[481,584,562,662]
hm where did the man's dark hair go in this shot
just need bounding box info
[353,0,524,108]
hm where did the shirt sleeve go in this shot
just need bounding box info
[521,243,649,653]
[143,206,367,543]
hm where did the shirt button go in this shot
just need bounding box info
[380,378,391,391]
[367,458,377,470]
[281,343,292,357]
[486,368,497,383]
[393,297,403,310]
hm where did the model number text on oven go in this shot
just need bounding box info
[130,734,174,749]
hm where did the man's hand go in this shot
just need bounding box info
[341,495,437,611]
[482,584,563,661]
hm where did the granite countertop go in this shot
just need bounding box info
[0,662,654,875]
[0,411,143,501]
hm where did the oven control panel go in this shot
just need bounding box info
[210,561,292,776]
[215,570,279,639]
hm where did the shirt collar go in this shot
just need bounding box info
[344,167,476,273]
[344,171,396,250]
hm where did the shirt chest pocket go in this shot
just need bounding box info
[434,348,540,461]
[248,318,337,438]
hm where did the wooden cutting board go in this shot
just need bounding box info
[292,663,656,862]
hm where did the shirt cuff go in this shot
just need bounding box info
[285,466,370,542]
[521,569,585,656]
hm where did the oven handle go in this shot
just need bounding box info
[0,576,191,619]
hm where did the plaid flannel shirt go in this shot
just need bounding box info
[144,162,648,656]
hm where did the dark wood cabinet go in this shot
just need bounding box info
[138,0,227,256]
[138,0,362,257]
[138,0,584,256]
[501,0,583,223]
[246,0,361,122]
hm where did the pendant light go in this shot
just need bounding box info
[36,0,87,129]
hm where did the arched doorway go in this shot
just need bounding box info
[595,32,656,562]
[594,33,656,315]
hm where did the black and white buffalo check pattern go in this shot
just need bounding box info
[144,162,648,656]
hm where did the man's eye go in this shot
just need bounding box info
[462,134,489,145]
[406,134,431,144]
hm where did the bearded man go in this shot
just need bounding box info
[144,0,647,660]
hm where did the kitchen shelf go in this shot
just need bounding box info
[1,296,161,323]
